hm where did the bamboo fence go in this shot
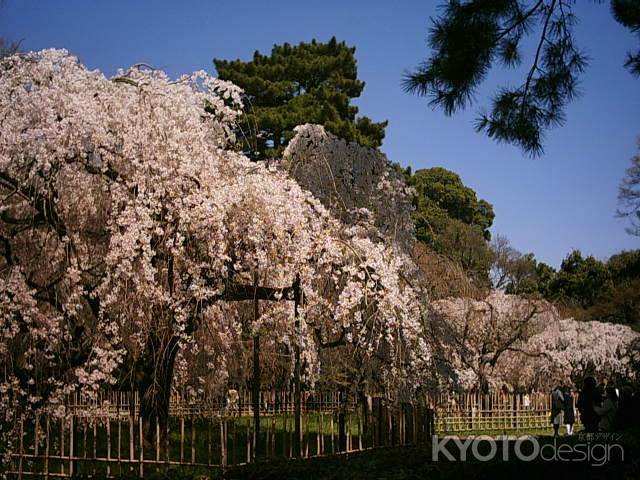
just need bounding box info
[6,390,434,478]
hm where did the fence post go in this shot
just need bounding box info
[220,417,226,468]
[44,416,50,480]
[252,288,262,458]
[107,416,111,477]
[69,416,75,477]
[139,414,144,478]
[293,274,302,458]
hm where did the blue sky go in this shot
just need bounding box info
[2,0,638,268]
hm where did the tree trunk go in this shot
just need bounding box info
[338,387,347,452]
[252,333,261,457]
[137,331,180,449]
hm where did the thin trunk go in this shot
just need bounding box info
[293,274,302,457]
[252,301,261,457]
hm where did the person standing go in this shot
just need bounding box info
[594,386,619,432]
[563,386,576,435]
[597,378,608,400]
[551,386,565,436]
[577,376,600,433]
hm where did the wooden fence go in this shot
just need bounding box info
[428,392,579,432]
[6,391,434,478]
[6,390,571,477]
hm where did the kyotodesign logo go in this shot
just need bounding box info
[431,434,624,466]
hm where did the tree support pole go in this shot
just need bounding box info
[293,274,302,458]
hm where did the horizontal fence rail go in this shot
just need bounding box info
[6,391,572,477]
[428,392,580,433]
[7,390,435,478]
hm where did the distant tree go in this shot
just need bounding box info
[552,250,611,308]
[534,261,557,298]
[410,167,495,286]
[586,250,640,328]
[404,0,638,156]
[0,37,20,58]
[426,292,554,392]
[431,218,495,287]
[490,234,558,296]
[618,145,640,236]
[490,234,540,293]
[214,37,387,160]
[410,167,495,240]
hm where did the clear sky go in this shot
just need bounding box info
[2,0,638,268]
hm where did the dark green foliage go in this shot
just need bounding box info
[522,249,640,328]
[612,0,640,76]
[409,167,495,287]
[403,1,640,156]
[214,37,387,160]
[552,250,612,308]
[410,167,495,241]
[491,235,640,328]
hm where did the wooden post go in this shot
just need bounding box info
[220,418,226,468]
[139,414,144,478]
[338,390,346,452]
[293,274,302,458]
[191,416,196,464]
[412,405,417,445]
[44,416,50,480]
[330,415,335,454]
[69,416,75,477]
[271,414,276,457]
[129,411,135,469]
[83,418,87,460]
[34,414,39,459]
[207,417,212,466]
[252,290,261,458]
[18,419,24,480]
[93,419,97,471]
[180,415,184,463]
[155,416,160,465]
[304,410,310,458]
[244,415,249,463]
[107,417,111,477]
[116,398,121,470]
[60,417,65,477]
[348,412,352,452]
[232,417,237,466]
[317,413,321,455]
[319,412,324,455]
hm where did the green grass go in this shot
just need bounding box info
[14,415,608,479]
[12,413,365,477]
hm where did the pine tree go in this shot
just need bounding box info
[214,37,387,160]
[404,0,638,156]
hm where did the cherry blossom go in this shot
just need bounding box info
[0,50,426,455]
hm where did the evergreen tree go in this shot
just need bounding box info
[410,167,495,242]
[214,37,387,160]
[404,0,638,156]
[409,167,495,287]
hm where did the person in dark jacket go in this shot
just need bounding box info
[594,386,619,432]
[614,385,634,431]
[577,376,600,433]
[563,386,576,435]
[551,386,565,436]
